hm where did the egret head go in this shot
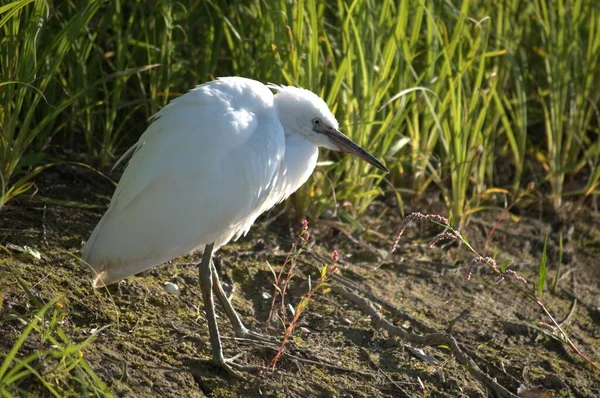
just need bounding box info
[270,84,388,173]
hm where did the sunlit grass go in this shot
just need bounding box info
[531,0,600,209]
[0,1,100,204]
[0,279,112,397]
[1,0,599,222]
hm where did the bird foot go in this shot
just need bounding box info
[213,352,259,379]
[190,353,259,380]
[234,327,277,344]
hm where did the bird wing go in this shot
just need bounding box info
[82,77,285,286]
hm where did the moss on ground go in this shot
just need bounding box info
[1,171,599,396]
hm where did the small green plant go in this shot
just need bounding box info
[0,279,112,396]
[537,234,548,298]
[551,231,563,295]
[265,220,340,369]
[265,219,312,329]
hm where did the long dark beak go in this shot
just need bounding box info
[323,128,389,173]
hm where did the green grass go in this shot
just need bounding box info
[2,0,600,221]
[1,0,101,203]
[388,0,505,229]
[532,0,600,209]
[0,279,112,397]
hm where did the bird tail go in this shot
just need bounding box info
[80,210,157,288]
[81,210,198,288]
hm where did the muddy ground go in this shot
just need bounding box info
[1,166,599,397]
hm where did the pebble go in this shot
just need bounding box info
[163,282,181,296]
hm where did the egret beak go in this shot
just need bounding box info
[322,127,389,173]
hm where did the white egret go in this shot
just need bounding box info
[82,77,387,376]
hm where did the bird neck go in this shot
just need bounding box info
[269,133,319,206]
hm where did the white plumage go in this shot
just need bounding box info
[83,78,294,285]
[82,76,386,375]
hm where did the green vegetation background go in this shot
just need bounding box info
[2,0,600,227]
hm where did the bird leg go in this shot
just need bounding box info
[197,243,255,378]
[211,262,273,343]
[211,262,248,336]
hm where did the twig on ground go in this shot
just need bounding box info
[559,299,577,327]
[329,271,438,334]
[333,285,518,398]
[445,309,472,333]
[269,245,340,370]
[536,301,600,372]
[234,337,378,378]
[392,212,600,374]
[265,219,310,329]
[359,347,411,396]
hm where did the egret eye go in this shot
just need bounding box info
[312,118,321,127]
